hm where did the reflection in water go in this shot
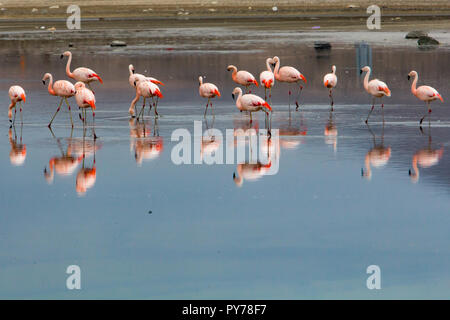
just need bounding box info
[278,110,307,150]
[8,125,27,166]
[201,117,221,160]
[409,126,444,183]
[129,118,163,166]
[44,128,100,195]
[324,111,338,153]
[233,132,277,187]
[361,122,391,180]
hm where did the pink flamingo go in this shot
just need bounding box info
[232,87,272,124]
[360,66,391,123]
[128,64,164,88]
[9,127,26,166]
[8,85,26,124]
[42,73,76,128]
[74,82,96,125]
[61,51,103,91]
[272,56,307,110]
[323,65,337,109]
[129,79,163,118]
[408,70,444,125]
[227,65,258,93]
[198,76,221,117]
[259,57,275,101]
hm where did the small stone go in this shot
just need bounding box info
[347,4,359,9]
[314,41,331,50]
[68,43,74,47]
[31,8,38,13]
[49,5,59,9]
[272,6,278,12]
[48,27,56,32]
[110,40,127,47]
[418,36,439,46]
[405,30,428,39]
[40,26,46,29]
[208,8,216,12]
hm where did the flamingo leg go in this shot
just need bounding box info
[19,102,23,124]
[288,83,291,108]
[149,96,155,115]
[420,101,432,125]
[154,97,159,117]
[138,98,146,120]
[64,97,74,128]
[249,112,252,123]
[12,107,17,125]
[329,89,334,111]
[204,98,210,117]
[48,98,64,128]
[365,98,375,124]
[264,87,267,101]
[295,84,303,111]
[211,101,214,117]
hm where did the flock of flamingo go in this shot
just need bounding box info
[7,51,445,128]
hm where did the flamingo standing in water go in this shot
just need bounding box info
[198,76,221,117]
[8,85,26,125]
[42,73,76,128]
[74,82,96,126]
[61,51,103,91]
[227,65,258,93]
[232,87,272,124]
[323,65,337,110]
[260,57,275,101]
[128,64,164,88]
[129,78,163,118]
[272,56,307,110]
[408,70,444,125]
[360,66,391,123]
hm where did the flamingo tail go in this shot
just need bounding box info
[151,79,165,86]
[153,89,163,98]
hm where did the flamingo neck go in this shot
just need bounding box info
[47,75,56,95]
[230,67,237,81]
[273,59,280,78]
[65,52,74,77]
[129,65,133,77]
[266,59,272,72]
[363,68,371,91]
[411,73,418,95]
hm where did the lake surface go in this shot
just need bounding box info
[1,26,450,299]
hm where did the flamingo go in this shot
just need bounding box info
[408,70,444,125]
[360,66,391,123]
[128,64,164,88]
[227,65,258,93]
[42,73,76,128]
[323,65,337,109]
[8,85,26,125]
[231,87,272,124]
[74,82,96,126]
[129,118,163,165]
[260,57,275,101]
[129,78,163,118]
[198,76,221,117]
[61,51,103,91]
[361,124,391,180]
[272,56,307,110]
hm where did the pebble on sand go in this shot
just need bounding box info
[405,30,428,39]
[111,40,127,47]
[417,36,439,46]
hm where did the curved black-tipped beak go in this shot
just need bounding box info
[132,69,135,74]
[361,168,364,176]
[407,75,411,80]
[60,54,64,59]
[359,69,363,75]
[42,80,46,85]
[408,169,412,176]
[233,173,236,179]
[231,93,235,101]
[271,63,276,68]
[134,81,137,86]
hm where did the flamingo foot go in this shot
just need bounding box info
[295,101,300,111]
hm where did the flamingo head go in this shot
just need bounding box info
[198,76,203,86]
[331,65,336,73]
[407,70,417,80]
[61,51,71,59]
[74,82,86,91]
[227,65,236,72]
[272,56,279,64]
[360,66,370,74]
[129,64,135,74]
[42,73,51,84]
[231,87,242,101]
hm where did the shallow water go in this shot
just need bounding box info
[1,29,450,299]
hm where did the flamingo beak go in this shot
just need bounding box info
[407,75,411,80]
[301,74,307,83]
[360,69,363,75]
[42,80,46,85]
[60,54,64,59]
[132,69,135,74]
[232,93,235,101]
[134,81,137,87]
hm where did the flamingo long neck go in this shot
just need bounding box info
[411,73,418,96]
[363,69,371,91]
[230,67,237,81]
[129,65,134,77]
[199,77,203,86]
[266,59,272,72]
[273,59,280,78]
[47,75,56,95]
[65,52,74,77]
[236,90,243,109]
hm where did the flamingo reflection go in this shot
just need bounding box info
[201,117,221,160]
[129,118,163,166]
[324,111,337,153]
[409,126,444,183]
[75,128,99,195]
[278,109,307,150]
[361,122,391,180]
[9,125,27,166]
